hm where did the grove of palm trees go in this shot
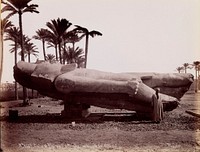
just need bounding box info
[176,61,200,92]
[1,0,102,103]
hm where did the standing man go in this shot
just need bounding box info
[152,88,164,123]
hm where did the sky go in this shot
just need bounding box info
[1,0,200,83]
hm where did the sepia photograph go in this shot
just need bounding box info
[0,0,200,151]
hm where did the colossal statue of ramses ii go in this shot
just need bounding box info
[14,61,193,114]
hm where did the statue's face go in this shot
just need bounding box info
[31,62,77,81]
[31,62,62,80]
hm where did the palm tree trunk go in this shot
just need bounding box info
[55,44,58,61]
[195,66,199,92]
[198,68,200,91]
[72,42,75,51]
[0,34,3,84]
[63,52,66,65]
[19,11,28,105]
[58,42,62,64]
[28,53,30,63]
[197,69,199,91]
[42,40,46,60]
[196,69,198,92]
[84,34,89,68]
[27,53,34,98]
[14,39,18,100]
[64,41,66,50]
[19,12,24,61]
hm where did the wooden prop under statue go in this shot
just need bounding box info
[14,61,194,118]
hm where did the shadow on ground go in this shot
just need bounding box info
[0,112,155,124]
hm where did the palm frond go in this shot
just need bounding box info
[45,54,56,63]
[1,4,16,13]
[22,4,39,13]
[1,3,17,19]
[193,61,200,67]
[9,47,16,53]
[74,25,88,33]
[4,26,20,42]
[63,46,84,64]
[1,18,13,33]
[47,42,55,48]
[33,28,49,40]
[56,18,72,36]
[64,30,85,43]
[5,11,18,19]
[89,30,103,37]
[7,0,31,9]
[46,21,58,36]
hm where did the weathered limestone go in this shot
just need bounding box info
[13,61,193,118]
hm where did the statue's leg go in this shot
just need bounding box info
[55,75,156,105]
[127,80,155,104]
[55,75,137,95]
[55,75,178,112]
[128,80,179,111]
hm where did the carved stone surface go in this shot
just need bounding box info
[14,61,193,113]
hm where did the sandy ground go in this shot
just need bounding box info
[0,92,200,152]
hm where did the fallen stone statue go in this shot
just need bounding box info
[14,61,193,120]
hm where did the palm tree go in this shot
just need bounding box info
[46,33,59,61]
[193,61,200,92]
[198,64,200,79]
[73,25,102,68]
[23,37,38,98]
[45,54,56,64]
[25,39,38,99]
[46,18,72,64]
[76,57,85,68]
[2,0,39,105]
[63,46,85,66]
[33,28,49,60]
[2,0,39,61]
[176,66,184,73]
[4,26,20,100]
[5,27,21,64]
[63,30,85,52]
[23,37,38,63]
[0,18,13,83]
[183,63,191,73]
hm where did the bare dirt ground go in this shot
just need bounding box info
[0,92,200,152]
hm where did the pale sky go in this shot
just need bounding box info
[2,0,200,83]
